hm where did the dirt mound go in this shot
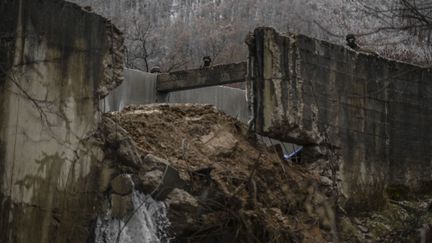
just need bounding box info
[105,104,335,242]
[98,104,432,242]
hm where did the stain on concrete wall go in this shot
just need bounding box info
[250,27,432,211]
[0,0,123,242]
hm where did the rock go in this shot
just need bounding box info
[154,166,189,200]
[419,199,432,211]
[165,189,199,236]
[143,153,170,166]
[353,217,362,225]
[140,170,164,194]
[117,139,142,168]
[111,194,134,218]
[200,130,238,157]
[337,205,347,215]
[339,217,363,241]
[320,176,333,187]
[139,164,189,200]
[358,225,369,233]
[97,86,109,97]
[98,166,116,193]
[111,174,133,196]
[103,117,142,168]
[166,188,199,210]
[90,146,105,163]
[104,118,130,143]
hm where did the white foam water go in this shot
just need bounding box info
[95,191,172,243]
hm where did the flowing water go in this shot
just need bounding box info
[95,191,172,243]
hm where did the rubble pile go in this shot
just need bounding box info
[96,103,432,242]
[101,104,335,242]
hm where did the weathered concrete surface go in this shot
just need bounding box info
[102,68,251,122]
[156,62,247,92]
[0,0,124,242]
[250,27,432,211]
[101,69,159,112]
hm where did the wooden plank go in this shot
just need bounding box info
[156,62,247,92]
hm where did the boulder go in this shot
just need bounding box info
[103,117,143,168]
[117,139,142,168]
[154,166,189,200]
[166,188,199,210]
[139,170,164,194]
[200,130,238,157]
[165,189,200,236]
[111,174,133,196]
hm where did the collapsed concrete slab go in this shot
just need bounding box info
[249,27,432,211]
[0,0,123,242]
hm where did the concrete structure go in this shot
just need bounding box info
[249,27,432,211]
[2,2,431,240]
[102,69,250,123]
[157,62,246,92]
[102,69,160,112]
[0,0,123,242]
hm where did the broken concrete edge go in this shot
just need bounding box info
[99,11,126,98]
[249,27,432,143]
[64,1,125,98]
[97,20,125,98]
[248,27,432,212]
[248,27,335,164]
[249,27,324,145]
[247,27,368,212]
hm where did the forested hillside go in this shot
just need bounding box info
[70,0,432,71]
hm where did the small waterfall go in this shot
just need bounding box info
[95,191,172,243]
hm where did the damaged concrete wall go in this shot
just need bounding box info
[102,69,250,123]
[101,69,159,112]
[250,27,432,211]
[0,0,123,242]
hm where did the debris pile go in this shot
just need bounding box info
[103,104,335,242]
[96,103,432,242]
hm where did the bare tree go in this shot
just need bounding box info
[68,0,432,68]
[353,0,432,64]
[125,20,153,71]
